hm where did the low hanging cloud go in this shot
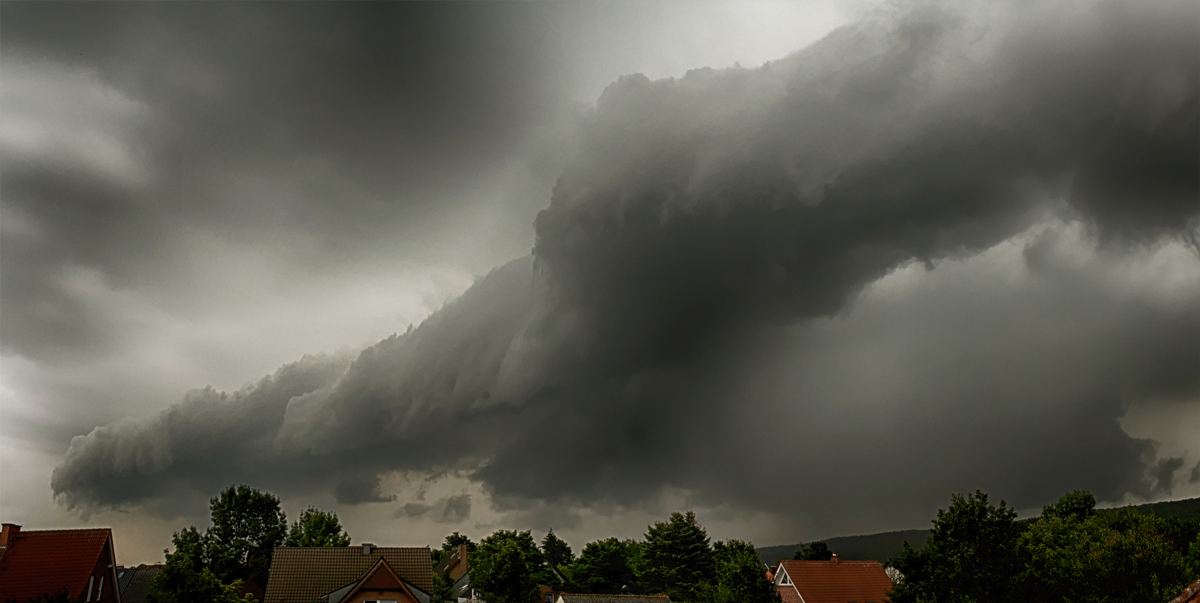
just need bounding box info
[52,0,1198,531]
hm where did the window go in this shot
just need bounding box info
[86,576,95,601]
[546,594,555,603]
[779,573,791,585]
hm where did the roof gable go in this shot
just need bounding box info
[775,559,893,603]
[0,528,115,602]
[264,546,433,603]
[337,558,419,603]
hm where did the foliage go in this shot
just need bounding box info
[428,571,455,603]
[146,484,286,602]
[792,541,833,561]
[571,537,641,594]
[641,511,716,602]
[1013,504,1196,603]
[888,490,1020,603]
[284,506,350,547]
[705,539,781,603]
[205,485,289,588]
[889,489,1200,603]
[146,527,254,603]
[472,534,542,603]
[1041,490,1096,522]
[432,531,478,565]
[542,529,574,568]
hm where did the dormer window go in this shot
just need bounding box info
[780,573,791,585]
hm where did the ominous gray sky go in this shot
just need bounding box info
[2,0,1197,565]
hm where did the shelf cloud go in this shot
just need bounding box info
[45,0,1199,533]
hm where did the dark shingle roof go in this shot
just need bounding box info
[263,546,432,603]
[557,595,670,603]
[0,528,113,602]
[120,564,164,603]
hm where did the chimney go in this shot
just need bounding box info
[362,543,375,555]
[0,523,21,548]
[832,553,839,564]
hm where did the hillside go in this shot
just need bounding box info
[757,496,1200,565]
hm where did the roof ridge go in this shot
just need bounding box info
[9,527,112,534]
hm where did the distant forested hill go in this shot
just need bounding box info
[756,496,1200,564]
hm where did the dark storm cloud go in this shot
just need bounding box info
[0,1,573,365]
[398,494,473,524]
[52,0,1198,529]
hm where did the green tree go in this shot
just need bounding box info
[641,511,716,602]
[473,536,541,603]
[1013,501,1195,603]
[284,506,350,547]
[428,572,455,603]
[792,541,833,561]
[205,485,289,589]
[571,537,641,594]
[888,490,1019,603]
[707,539,781,603]
[432,531,478,566]
[146,527,253,603]
[542,529,574,568]
[1041,489,1096,522]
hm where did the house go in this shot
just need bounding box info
[263,543,434,603]
[1170,578,1200,603]
[554,595,669,603]
[0,523,121,603]
[773,555,893,603]
[434,544,474,601]
[115,564,163,603]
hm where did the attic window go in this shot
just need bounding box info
[779,573,791,585]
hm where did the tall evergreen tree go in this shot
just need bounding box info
[641,511,716,601]
[541,529,574,568]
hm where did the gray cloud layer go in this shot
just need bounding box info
[47,0,1199,531]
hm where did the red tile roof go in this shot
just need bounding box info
[263,546,433,603]
[0,528,114,602]
[556,595,670,603]
[1170,578,1200,603]
[776,559,893,603]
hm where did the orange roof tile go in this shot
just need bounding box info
[776,559,893,603]
[1171,578,1200,603]
[263,546,432,603]
[556,595,670,603]
[0,528,114,602]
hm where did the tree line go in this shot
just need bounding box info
[889,490,1200,603]
[139,483,1200,603]
[429,510,780,603]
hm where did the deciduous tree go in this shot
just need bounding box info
[473,534,541,603]
[284,506,350,547]
[888,490,1019,603]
